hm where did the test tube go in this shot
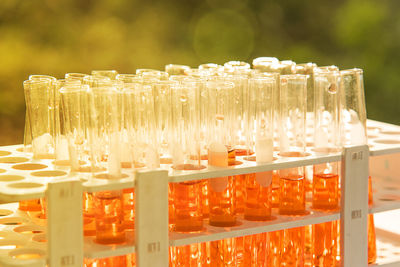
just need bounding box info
[24,78,56,159]
[152,80,176,164]
[91,70,118,80]
[65,73,87,83]
[252,57,279,71]
[210,238,236,266]
[312,69,341,266]
[278,74,307,267]
[86,81,126,244]
[136,69,169,80]
[244,76,275,221]
[340,68,376,264]
[243,233,268,266]
[206,81,237,227]
[60,83,96,235]
[170,79,204,232]
[165,64,191,75]
[278,74,308,215]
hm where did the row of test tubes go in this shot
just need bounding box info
[21,57,376,266]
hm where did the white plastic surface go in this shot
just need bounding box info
[340,145,369,267]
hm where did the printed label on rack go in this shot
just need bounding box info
[210,176,229,192]
[256,171,273,187]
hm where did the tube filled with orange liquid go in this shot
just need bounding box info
[278,74,308,266]
[244,76,275,221]
[169,79,205,232]
[206,81,237,227]
[312,68,342,266]
[93,190,125,244]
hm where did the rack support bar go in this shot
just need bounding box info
[340,145,369,267]
[47,179,83,267]
[136,169,169,267]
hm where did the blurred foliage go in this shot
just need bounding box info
[0,0,399,145]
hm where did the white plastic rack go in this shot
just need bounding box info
[0,119,398,266]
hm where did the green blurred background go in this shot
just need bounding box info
[0,0,399,145]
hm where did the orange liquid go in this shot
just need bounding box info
[269,231,281,266]
[281,227,305,267]
[244,173,272,221]
[368,176,377,264]
[170,243,204,266]
[312,172,339,266]
[94,190,125,244]
[202,180,209,219]
[312,221,338,266]
[279,174,305,215]
[236,174,245,215]
[123,188,135,230]
[19,199,41,212]
[304,225,312,265]
[39,197,46,218]
[83,192,96,236]
[236,236,244,266]
[244,233,268,266]
[208,176,236,227]
[169,183,175,231]
[172,181,203,232]
[312,173,339,210]
[84,255,127,266]
[271,170,280,208]
[210,238,236,266]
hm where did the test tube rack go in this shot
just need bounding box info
[0,119,399,266]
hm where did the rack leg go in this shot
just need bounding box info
[340,145,369,267]
[47,179,83,267]
[135,170,169,267]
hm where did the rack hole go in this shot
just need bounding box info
[9,248,45,260]
[0,175,25,182]
[0,169,5,174]
[94,173,129,179]
[12,163,47,170]
[0,209,13,217]
[379,198,394,201]
[0,217,28,225]
[228,160,243,166]
[0,151,11,157]
[31,170,67,177]
[374,139,400,144]
[380,130,400,135]
[32,233,47,243]
[279,152,311,157]
[0,157,29,164]
[0,245,20,250]
[367,126,380,132]
[14,225,44,234]
[172,164,207,171]
[7,182,44,189]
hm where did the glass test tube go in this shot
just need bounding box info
[60,83,95,235]
[206,81,236,227]
[170,79,204,232]
[244,76,275,221]
[87,82,126,244]
[165,64,191,75]
[340,68,376,264]
[92,70,118,80]
[278,74,308,267]
[278,74,308,215]
[312,69,341,266]
[24,78,56,159]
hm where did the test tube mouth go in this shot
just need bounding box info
[340,68,363,75]
[29,75,57,82]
